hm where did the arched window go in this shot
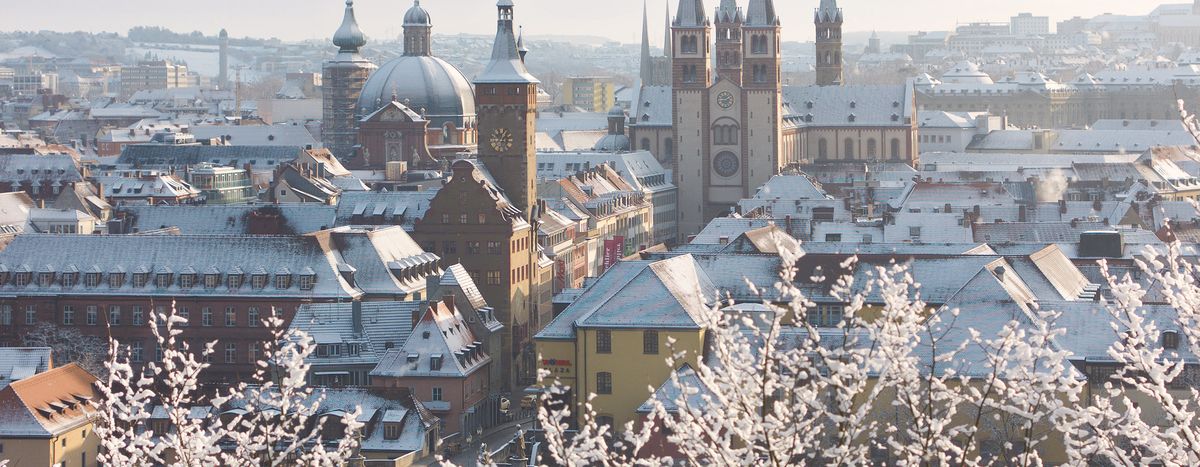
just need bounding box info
[443,123,455,144]
[664,138,674,161]
[867,139,877,158]
[844,138,855,160]
[817,138,828,160]
[891,138,902,160]
[712,120,739,146]
[641,138,652,151]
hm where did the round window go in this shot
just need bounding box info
[713,152,739,177]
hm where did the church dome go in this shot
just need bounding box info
[404,0,432,26]
[357,55,475,128]
[941,61,994,85]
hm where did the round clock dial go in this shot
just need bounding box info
[489,128,514,152]
[717,91,735,109]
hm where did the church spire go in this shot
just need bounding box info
[746,0,779,26]
[476,0,538,84]
[663,0,671,57]
[717,0,739,23]
[817,0,842,23]
[674,0,708,27]
[332,0,367,54]
[517,26,528,62]
[640,1,653,83]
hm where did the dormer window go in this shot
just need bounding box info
[155,273,173,289]
[132,273,149,288]
[37,272,54,287]
[274,273,292,290]
[1163,330,1181,350]
[407,353,419,370]
[430,354,443,371]
[179,273,196,289]
[227,272,244,289]
[108,272,125,288]
[299,274,315,291]
[251,273,268,290]
[60,272,78,287]
[204,274,220,289]
[14,271,31,287]
[85,272,101,287]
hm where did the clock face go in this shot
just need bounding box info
[489,128,514,152]
[717,91,735,109]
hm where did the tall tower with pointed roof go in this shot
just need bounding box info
[815,0,844,86]
[671,0,712,237]
[475,0,540,219]
[322,0,377,159]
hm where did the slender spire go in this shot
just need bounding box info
[674,0,707,27]
[664,0,671,57]
[640,1,653,83]
[476,0,538,84]
[517,26,528,62]
[333,0,367,53]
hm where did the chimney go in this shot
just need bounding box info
[352,301,363,337]
[442,293,455,312]
[1059,199,1067,214]
[413,303,429,329]
[994,266,1006,281]
[1018,204,1027,222]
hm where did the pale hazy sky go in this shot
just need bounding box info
[0,0,1165,44]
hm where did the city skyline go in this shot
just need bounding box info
[0,0,1161,45]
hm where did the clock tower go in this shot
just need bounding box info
[475,0,540,218]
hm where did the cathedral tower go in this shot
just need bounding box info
[322,0,377,159]
[714,0,743,86]
[815,0,844,86]
[475,0,540,218]
[672,0,711,237]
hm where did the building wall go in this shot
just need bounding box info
[1,419,98,467]
[374,366,490,436]
[413,176,540,389]
[537,328,705,430]
[0,296,310,383]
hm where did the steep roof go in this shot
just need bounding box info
[537,255,716,340]
[0,363,97,437]
[475,1,538,84]
[674,0,708,27]
[291,301,419,367]
[0,347,52,389]
[370,300,489,378]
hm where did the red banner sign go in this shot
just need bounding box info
[602,236,625,272]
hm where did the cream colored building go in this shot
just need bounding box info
[0,363,99,467]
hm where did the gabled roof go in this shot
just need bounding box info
[292,301,419,367]
[370,300,489,378]
[636,363,711,414]
[0,363,97,437]
[537,255,715,339]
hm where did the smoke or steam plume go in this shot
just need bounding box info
[1036,169,1069,202]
